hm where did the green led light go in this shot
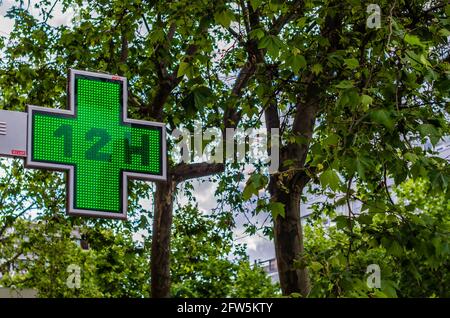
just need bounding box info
[31,75,162,214]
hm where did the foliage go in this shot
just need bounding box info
[237,0,450,224]
[0,216,150,297]
[229,261,279,298]
[0,213,278,298]
[0,159,277,297]
[0,0,449,297]
[171,204,279,297]
[0,218,103,297]
[303,179,449,298]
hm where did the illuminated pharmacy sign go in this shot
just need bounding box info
[1,69,167,220]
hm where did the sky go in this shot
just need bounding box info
[0,0,276,262]
[0,1,15,37]
[0,0,75,34]
[178,179,275,262]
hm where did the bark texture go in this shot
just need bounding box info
[151,179,176,298]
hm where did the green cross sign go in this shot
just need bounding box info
[26,69,167,219]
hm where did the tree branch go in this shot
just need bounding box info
[227,27,245,45]
[164,2,307,181]
[271,0,305,34]
[119,31,128,72]
[43,0,59,24]
[149,42,199,121]
[286,12,343,169]
[241,1,251,34]
[172,162,225,182]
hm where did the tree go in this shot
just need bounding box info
[0,173,278,297]
[171,204,279,298]
[239,0,449,295]
[1,0,449,297]
[0,156,152,297]
[0,218,104,298]
[303,178,449,298]
[0,0,296,297]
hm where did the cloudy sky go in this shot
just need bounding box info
[178,179,275,262]
[0,0,276,262]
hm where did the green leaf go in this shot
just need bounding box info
[361,94,373,108]
[357,213,373,225]
[404,152,418,163]
[335,80,354,89]
[177,62,193,78]
[311,63,323,75]
[139,215,149,228]
[381,280,398,298]
[419,54,431,66]
[310,261,323,271]
[248,28,265,40]
[389,241,403,257]
[334,215,349,230]
[258,35,283,58]
[269,202,285,219]
[371,109,394,129]
[250,173,268,189]
[193,86,212,108]
[214,9,235,28]
[404,34,424,47]
[344,58,359,70]
[435,78,450,92]
[149,29,165,43]
[355,157,368,180]
[242,173,268,200]
[438,28,450,37]
[406,50,430,67]
[320,169,341,191]
[285,54,306,73]
[249,0,262,9]
[242,183,257,201]
[181,93,196,116]
[323,134,339,147]
[418,124,440,146]
[258,35,271,49]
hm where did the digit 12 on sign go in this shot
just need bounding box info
[26,69,167,220]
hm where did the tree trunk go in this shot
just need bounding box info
[151,179,176,298]
[271,178,310,296]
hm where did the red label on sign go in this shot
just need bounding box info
[112,76,121,80]
[11,149,26,156]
